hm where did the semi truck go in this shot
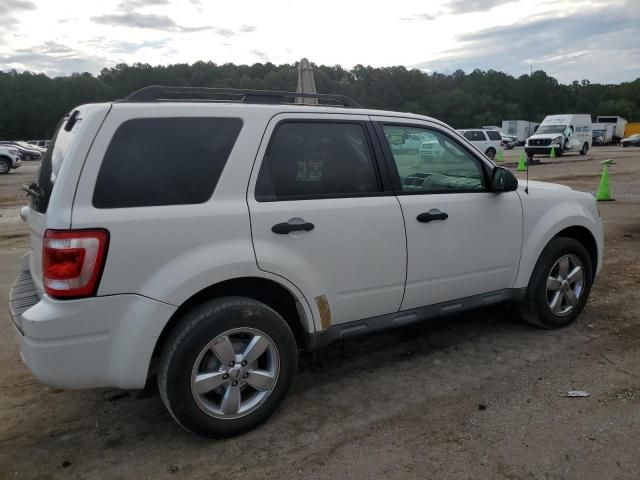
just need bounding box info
[596,116,627,144]
[501,120,538,145]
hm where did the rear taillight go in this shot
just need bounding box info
[43,229,109,298]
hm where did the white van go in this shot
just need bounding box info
[525,114,591,160]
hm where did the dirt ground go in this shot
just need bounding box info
[1,146,640,480]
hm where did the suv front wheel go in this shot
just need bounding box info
[158,296,298,437]
[517,237,593,328]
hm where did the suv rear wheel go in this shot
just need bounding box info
[158,296,298,437]
[517,237,593,328]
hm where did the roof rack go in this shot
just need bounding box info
[120,86,363,108]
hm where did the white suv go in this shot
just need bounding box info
[9,87,603,437]
[457,129,503,159]
[0,145,21,173]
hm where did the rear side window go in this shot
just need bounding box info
[93,117,242,208]
[255,122,380,201]
[486,130,502,141]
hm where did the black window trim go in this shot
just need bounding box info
[372,121,495,196]
[254,118,394,203]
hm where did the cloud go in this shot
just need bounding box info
[400,13,438,21]
[213,27,236,37]
[0,41,110,77]
[0,0,36,43]
[83,37,169,54]
[91,12,209,32]
[443,0,514,14]
[239,24,257,33]
[250,49,269,62]
[118,0,169,8]
[0,0,35,15]
[413,3,640,83]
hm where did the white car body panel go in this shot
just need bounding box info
[514,181,603,287]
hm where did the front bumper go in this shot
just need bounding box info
[9,267,176,389]
[525,145,560,156]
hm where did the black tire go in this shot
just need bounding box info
[486,148,496,160]
[24,154,32,161]
[517,237,593,329]
[0,158,10,174]
[580,143,588,155]
[158,296,298,438]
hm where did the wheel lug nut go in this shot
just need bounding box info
[241,360,247,367]
[228,361,235,367]
[222,373,229,379]
[242,373,249,378]
[232,381,238,386]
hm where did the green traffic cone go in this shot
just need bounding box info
[495,149,504,162]
[517,152,527,171]
[549,147,556,158]
[596,166,614,201]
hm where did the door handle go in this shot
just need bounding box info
[417,209,448,223]
[271,220,315,234]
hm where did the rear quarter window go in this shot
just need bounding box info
[92,117,242,208]
[486,130,502,141]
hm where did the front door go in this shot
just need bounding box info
[373,118,523,311]
[248,114,407,328]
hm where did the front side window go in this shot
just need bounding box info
[383,125,485,193]
[93,117,242,208]
[255,122,380,201]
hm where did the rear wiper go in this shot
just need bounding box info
[22,183,43,198]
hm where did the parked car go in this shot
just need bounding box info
[501,135,517,150]
[0,141,44,161]
[457,129,502,159]
[0,145,21,173]
[27,139,51,149]
[621,134,640,147]
[9,87,603,438]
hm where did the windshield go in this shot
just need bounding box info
[537,125,567,134]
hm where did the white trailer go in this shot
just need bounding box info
[592,123,614,145]
[501,120,537,145]
[596,116,627,143]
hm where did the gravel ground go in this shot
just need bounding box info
[1,145,639,480]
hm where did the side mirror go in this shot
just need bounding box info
[491,166,519,192]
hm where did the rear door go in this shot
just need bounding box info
[248,114,407,328]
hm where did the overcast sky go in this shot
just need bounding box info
[1,0,638,84]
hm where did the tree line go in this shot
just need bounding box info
[1,61,639,140]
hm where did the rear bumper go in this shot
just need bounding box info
[9,269,176,389]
